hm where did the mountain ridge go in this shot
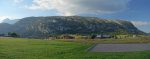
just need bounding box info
[0,16,145,38]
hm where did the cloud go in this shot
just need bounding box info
[25,0,131,16]
[0,16,9,20]
[0,16,9,22]
[131,21,150,27]
[0,16,18,23]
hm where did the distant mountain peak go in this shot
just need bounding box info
[2,18,19,24]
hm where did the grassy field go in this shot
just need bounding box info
[0,38,150,59]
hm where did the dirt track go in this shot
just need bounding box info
[91,44,150,52]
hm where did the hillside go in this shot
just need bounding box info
[0,16,145,38]
[0,23,12,33]
[147,33,150,36]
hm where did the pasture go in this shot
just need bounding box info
[0,37,150,59]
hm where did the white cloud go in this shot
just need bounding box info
[0,16,9,22]
[25,0,131,16]
[0,16,18,23]
[131,21,150,27]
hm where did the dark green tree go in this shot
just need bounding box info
[91,35,96,39]
[8,32,20,37]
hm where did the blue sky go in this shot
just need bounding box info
[0,0,150,33]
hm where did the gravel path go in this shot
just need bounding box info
[90,44,150,52]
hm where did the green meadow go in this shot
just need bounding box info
[0,38,150,59]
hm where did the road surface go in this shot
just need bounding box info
[91,44,150,52]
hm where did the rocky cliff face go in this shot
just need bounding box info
[0,16,145,38]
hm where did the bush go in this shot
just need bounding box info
[8,32,20,37]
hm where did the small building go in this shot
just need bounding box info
[0,34,11,37]
[0,34,13,38]
[0,34,5,37]
[61,35,75,39]
[48,37,56,40]
[96,34,111,39]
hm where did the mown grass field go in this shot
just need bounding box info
[0,38,150,59]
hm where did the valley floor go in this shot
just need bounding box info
[0,38,150,59]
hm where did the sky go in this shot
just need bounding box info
[0,0,150,33]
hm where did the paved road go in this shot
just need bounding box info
[91,44,150,52]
